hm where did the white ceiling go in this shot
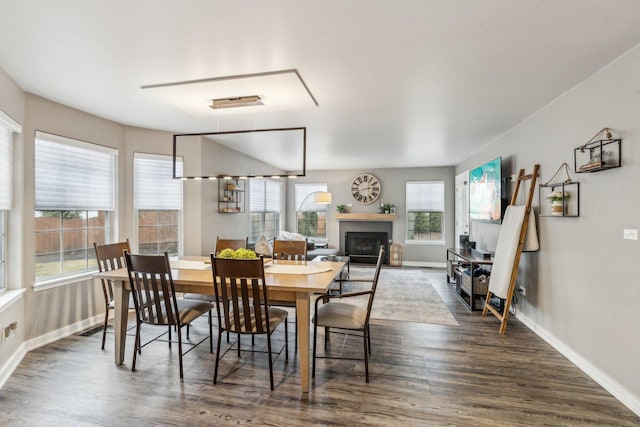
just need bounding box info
[2,0,640,170]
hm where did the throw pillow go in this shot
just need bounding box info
[254,235,273,257]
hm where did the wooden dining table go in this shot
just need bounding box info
[94,257,346,393]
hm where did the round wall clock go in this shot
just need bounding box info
[350,173,381,204]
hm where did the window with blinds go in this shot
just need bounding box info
[249,179,282,242]
[295,183,328,239]
[0,111,21,293]
[134,153,183,255]
[0,123,10,292]
[34,132,117,282]
[406,181,445,242]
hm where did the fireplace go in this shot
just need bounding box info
[345,232,388,264]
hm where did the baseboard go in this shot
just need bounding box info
[515,311,640,417]
[402,261,446,268]
[0,342,27,389]
[24,314,103,352]
[0,314,103,389]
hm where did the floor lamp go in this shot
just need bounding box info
[296,191,332,234]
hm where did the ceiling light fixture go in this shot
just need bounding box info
[210,95,263,110]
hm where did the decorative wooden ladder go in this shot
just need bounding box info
[482,164,539,334]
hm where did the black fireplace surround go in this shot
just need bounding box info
[345,232,389,264]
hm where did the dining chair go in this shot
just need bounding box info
[184,236,248,342]
[312,245,385,383]
[123,251,214,380]
[272,239,307,261]
[93,239,132,350]
[210,255,289,390]
[270,238,308,349]
[184,236,248,305]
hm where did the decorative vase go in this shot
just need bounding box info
[551,200,564,216]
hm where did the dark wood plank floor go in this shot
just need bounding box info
[1,268,638,426]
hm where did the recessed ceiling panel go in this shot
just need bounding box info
[142,70,317,116]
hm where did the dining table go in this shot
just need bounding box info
[94,256,347,393]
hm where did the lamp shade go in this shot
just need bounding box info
[313,191,332,204]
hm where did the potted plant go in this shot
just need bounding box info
[382,203,392,214]
[547,190,570,216]
[336,204,347,213]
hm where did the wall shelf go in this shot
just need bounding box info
[218,179,245,213]
[538,181,580,217]
[574,137,621,173]
[336,213,397,221]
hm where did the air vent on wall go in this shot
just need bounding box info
[210,95,263,109]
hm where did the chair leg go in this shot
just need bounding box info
[367,325,372,355]
[267,331,275,390]
[177,325,184,380]
[101,307,109,350]
[186,323,190,339]
[237,334,241,357]
[363,329,369,383]
[168,325,172,348]
[208,311,213,353]
[132,322,141,372]
[213,328,223,385]
[284,319,289,362]
[312,321,318,378]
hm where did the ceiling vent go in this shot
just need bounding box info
[210,95,263,109]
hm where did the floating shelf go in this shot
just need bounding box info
[336,213,397,221]
[574,138,621,173]
[538,181,580,217]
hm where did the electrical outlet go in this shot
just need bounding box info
[518,286,526,296]
[623,229,638,240]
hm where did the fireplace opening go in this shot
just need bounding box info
[345,232,388,264]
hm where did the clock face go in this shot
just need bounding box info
[351,173,381,204]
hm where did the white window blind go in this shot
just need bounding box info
[250,179,281,212]
[35,132,117,211]
[295,183,328,212]
[0,111,21,210]
[134,153,183,210]
[0,125,11,210]
[406,181,445,211]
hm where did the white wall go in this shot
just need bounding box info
[457,44,640,413]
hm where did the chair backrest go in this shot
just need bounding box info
[272,239,307,261]
[214,237,249,255]
[123,251,180,327]
[210,255,271,335]
[94,240,131,303]
[364,245,385,325]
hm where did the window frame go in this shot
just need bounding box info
[405,180,446,245]
[0,111,20,294]
[249,178,282,243]
[133,153,183,256]
[295,182,329,241]
[34,132,117,286]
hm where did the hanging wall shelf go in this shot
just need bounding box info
[539,162,580,217]
[574,128,621,173]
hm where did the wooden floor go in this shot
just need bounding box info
[1,268,638,426]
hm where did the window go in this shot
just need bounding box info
[35,132,116,282]
[250,179,282,242]
[0,122,10,293]
[0,112,21,293]
[134,153,183,255]
[295,183,328,239]
[406,181,445,242]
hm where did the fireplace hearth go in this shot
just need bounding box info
[345,231,389,264]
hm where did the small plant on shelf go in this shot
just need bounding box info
[546,190,570,216]
[336,204,347,213]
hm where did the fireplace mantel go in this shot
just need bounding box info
[336,213,397,221]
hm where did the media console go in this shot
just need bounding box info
[446,248,494,311]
